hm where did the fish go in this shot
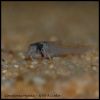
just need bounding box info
[26,41,91,60]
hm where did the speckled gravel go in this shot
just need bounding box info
[1,47,99,99]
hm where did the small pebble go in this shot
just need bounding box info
[49,64,54,69]
[92,66,97,71]
[32,76,46,86]
[86,56,91,61]
[32,60,38,65]
[14,64,19,68]
[2,70,7,74]
[18,52,25,59]
[30,65,35,68]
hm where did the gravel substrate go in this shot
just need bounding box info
[1,47,99,99]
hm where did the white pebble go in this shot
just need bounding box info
[2,70,7,73]
[49,64,54,69]
[14,64,19,68]
[32,76,46,85]
[32,61,38,65]
[30,65,35,68]
[92,66,97,71]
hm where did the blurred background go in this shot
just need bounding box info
[1,1,99,99]
[1,1,99,51]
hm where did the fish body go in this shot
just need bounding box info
[26,41,90,59]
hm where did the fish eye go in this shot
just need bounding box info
[36,43,43,51]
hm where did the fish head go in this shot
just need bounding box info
[25,43,41,59]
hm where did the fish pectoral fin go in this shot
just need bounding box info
[41,48,51,59]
